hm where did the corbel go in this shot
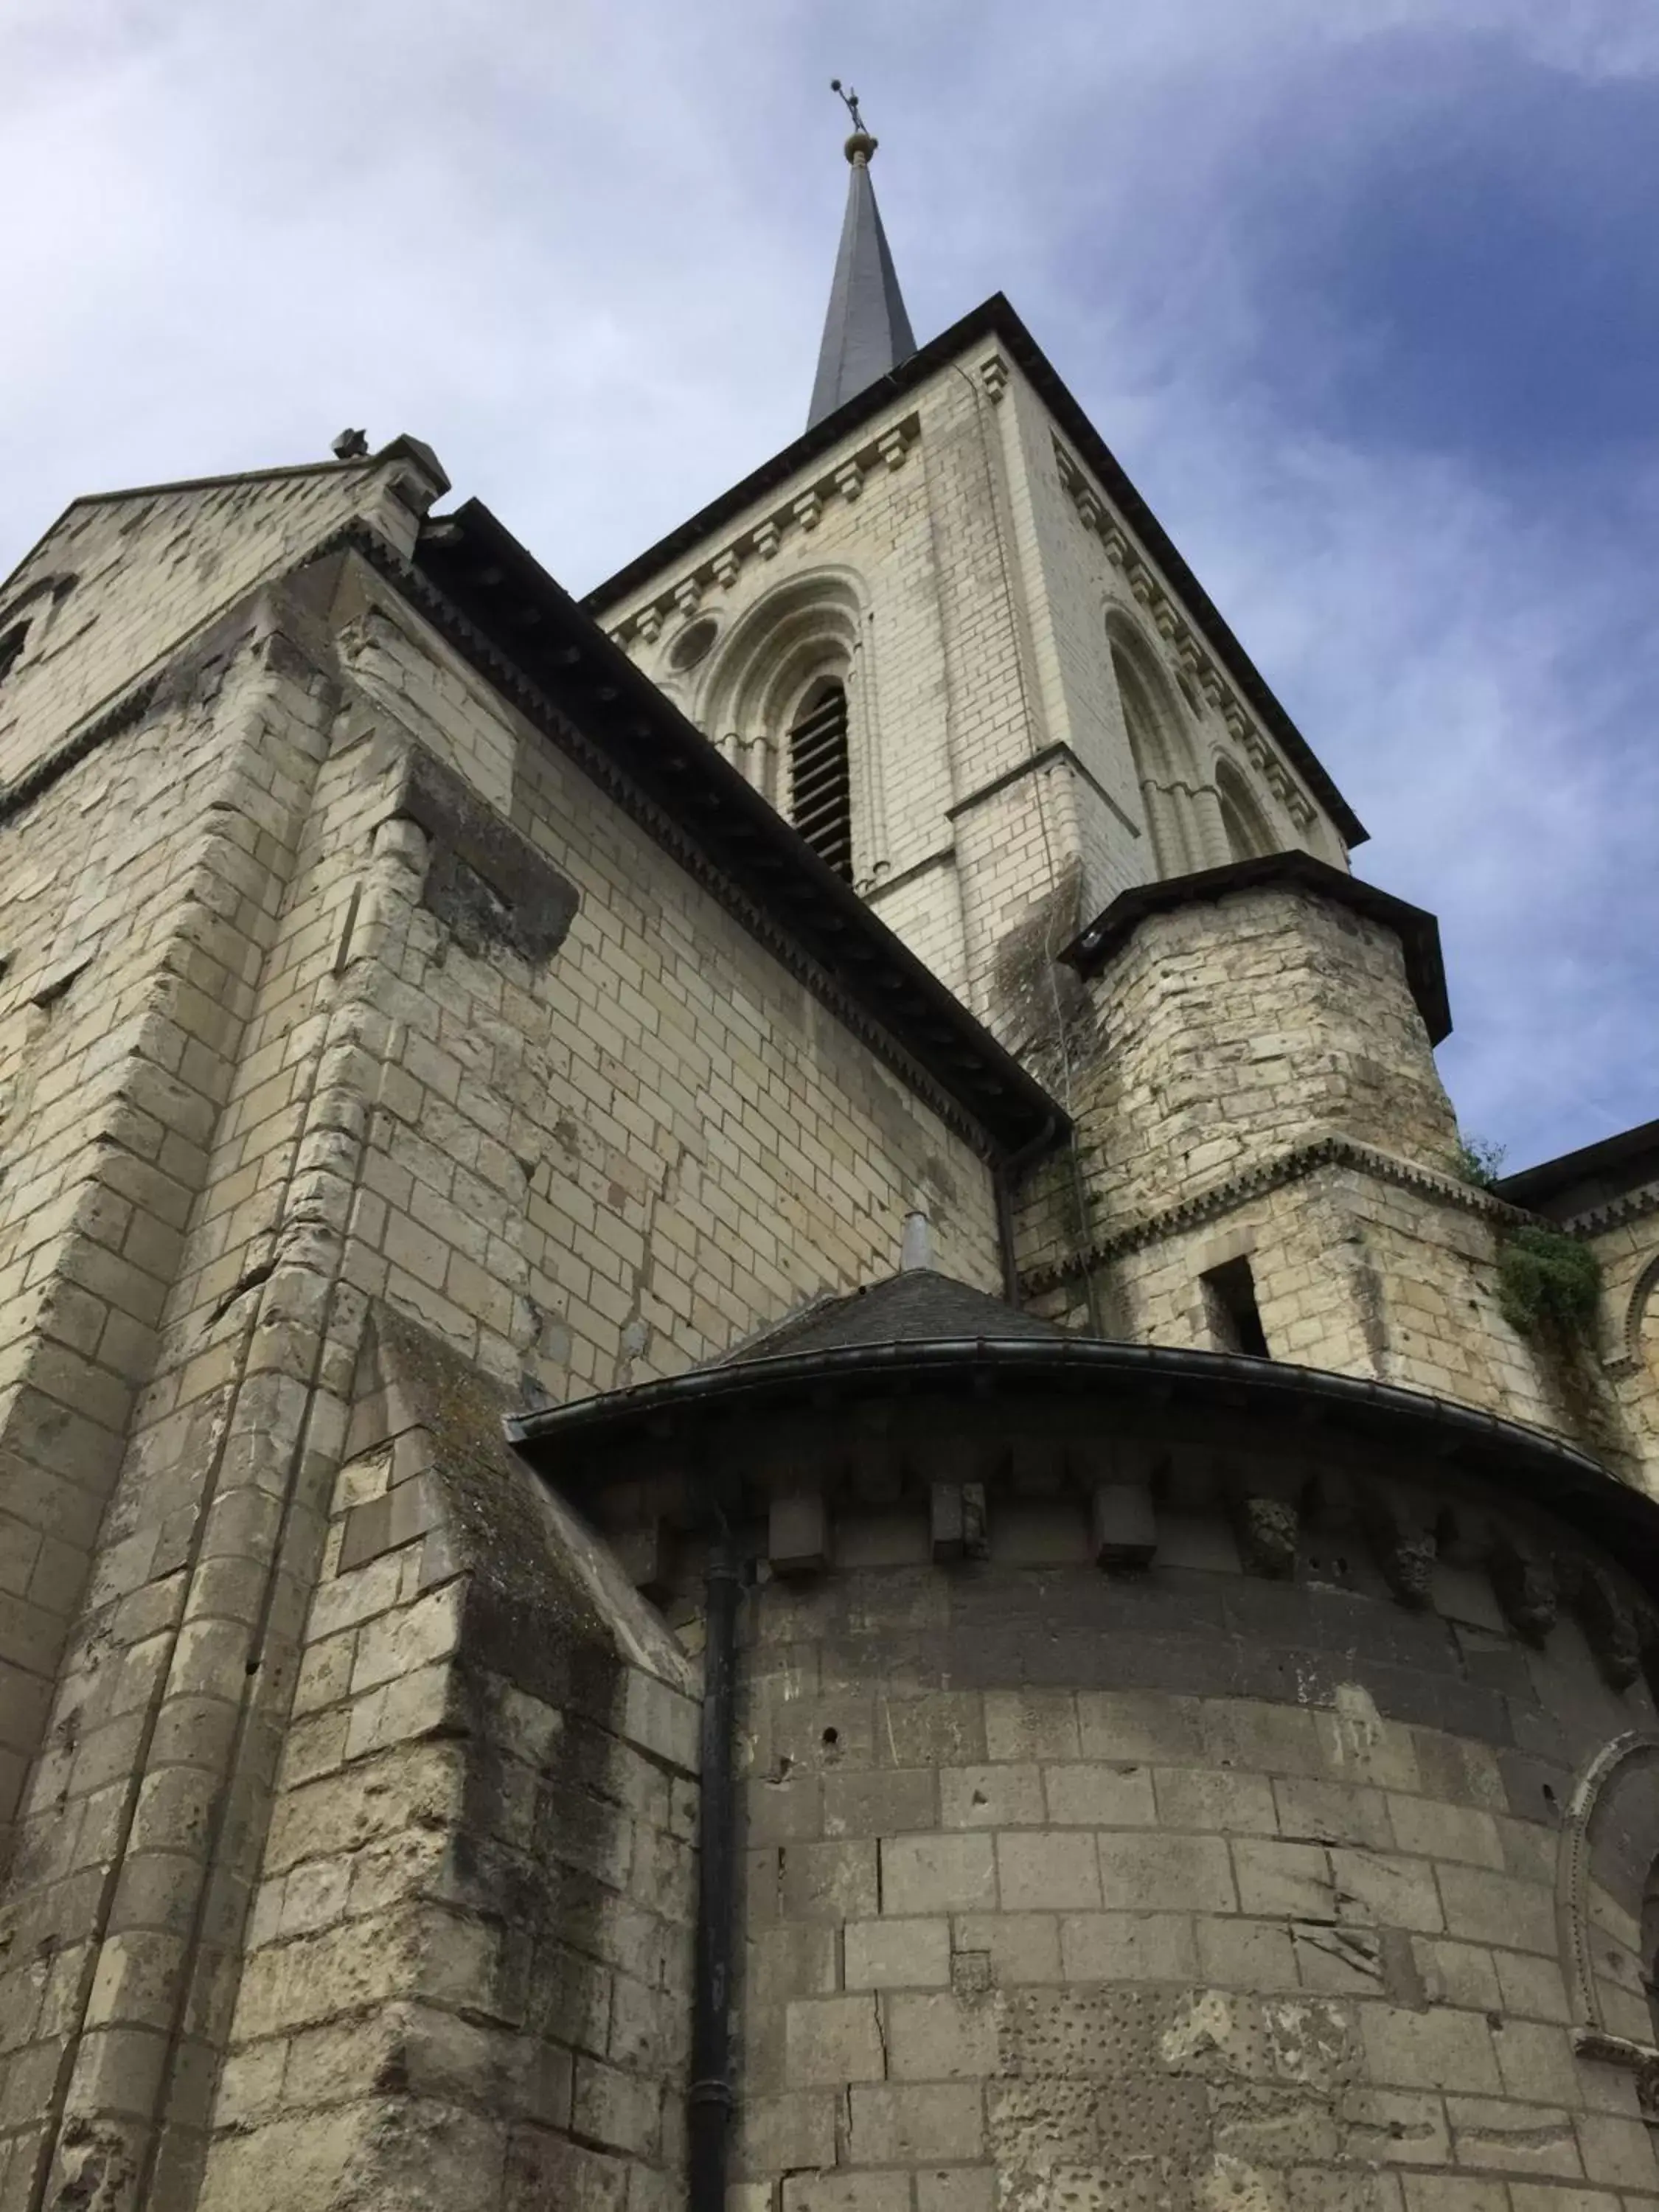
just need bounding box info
[753,521,781,560]
[876,427,909,470]
[611,1517,675,1607]
[1225,1467,1303,1581]
[930,1481,989,1564]
[712,549,741,589]
[769,1484,829,1578]
[1091,1484,1158,1571]
[1562,1557,1642,1688]
[835,461,865,503]
[1357,1483,1438,1609]
[1487,1528,1558,1645]
[793,491,824,532]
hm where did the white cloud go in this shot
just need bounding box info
[3,0,1655,1164]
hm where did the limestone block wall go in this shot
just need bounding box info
[1090,1167,1573,1440]
[0,453,436,791]
[1003,369,1348,880]
[0,588,343,1881]
[0,476,1006,2205]
[598,337,1352,1046]
[1012,882,1633,1463]
[1579,1206,1659,1496]
[722,1475,1659,2212]
[196,1315,703,2212]
[1058,886,1458,1236]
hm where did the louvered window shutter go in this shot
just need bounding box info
[787,682,853,880]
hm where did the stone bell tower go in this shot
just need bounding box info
[589,108,1359,1051]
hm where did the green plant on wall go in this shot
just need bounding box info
[1453,1134,1508,1191]
[1498,1224,1601,1340]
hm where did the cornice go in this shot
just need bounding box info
[1051,437,1315,834]
[1019,1133,1532,1294]
[1566,1180,1659,1241]
[604,414,920,649]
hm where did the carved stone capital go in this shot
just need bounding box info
[1563,1557,1643,1688]
[1358,1486,1436,1609]
[1233,1493,1300,1580]
[1488,1532,1559,1645]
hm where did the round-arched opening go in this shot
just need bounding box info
[1109,630,1203,877]
[668,615,719,672]
[1216,757,1280,862]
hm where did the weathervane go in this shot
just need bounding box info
[830,77,877,161]
[830,79,867,133]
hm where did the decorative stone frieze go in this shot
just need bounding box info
[609,414,921,647]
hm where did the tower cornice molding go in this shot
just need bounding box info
[605,414,919,654]
[1053,437,1315,832]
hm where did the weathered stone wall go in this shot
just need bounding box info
[598,344,1346,1040]
[0,473,1004,2207]
[725,1476,1659,2212]
[1057,886,1459,1237]
[1584,1205,1659,1495]
[1012,885,1632,1464]
[0,455,435,790]
[196,1315,703,2212]
[1009,378,1349,881]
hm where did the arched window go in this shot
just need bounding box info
[1109,633,1205,877]
[695,574,873,878]
[787,678,853,880]
[1215,757,1279,862]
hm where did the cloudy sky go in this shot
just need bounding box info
[4,0,1656,1173]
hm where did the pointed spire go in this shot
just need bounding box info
[807,86,917,431]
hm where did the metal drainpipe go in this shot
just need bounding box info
[687,1527,742,2212]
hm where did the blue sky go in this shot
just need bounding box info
[4,0,1655,1172]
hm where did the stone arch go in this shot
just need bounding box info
[1617,1251,1659,1374]
[1557,1731,1659,2039]
[1105,611,1210,877]
[1214,754,1282,861]
[695,572,877,865]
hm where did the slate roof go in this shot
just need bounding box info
[807,142,917,430]
[721,1268,1067,1366]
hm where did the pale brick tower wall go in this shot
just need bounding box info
[592,302,1357,1054]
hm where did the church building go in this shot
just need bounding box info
[1,105,1658,2212]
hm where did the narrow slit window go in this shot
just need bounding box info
[0,624,28,685]
[1202,1256,1270,1357]
[787,679,852,880]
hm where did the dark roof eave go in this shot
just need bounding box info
[583,293,1366,850]
[394,504,1062,1158]
[1061,851,1452,1046]
[504,1333,1658,1581]
[1497,1117,1659,1216]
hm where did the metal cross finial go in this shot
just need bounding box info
[830,79,867,134]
